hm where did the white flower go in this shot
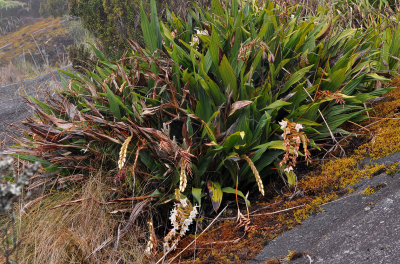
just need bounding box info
[295,123,304,132]
[182,218,192,227]
[279,120,288,130]
[169,228,177,237]
[180,198,188,207]
[189,35,199,46]
[195,29,208,35]
[180,218,192,236]
[169,208,177,222]
[189,206,198,219]
[284,166,293,173]
[144,246,152,256]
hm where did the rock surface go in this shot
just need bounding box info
[251,152,400,264]
[0,69,67,150]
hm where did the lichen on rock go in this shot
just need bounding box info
[0,154,39,212]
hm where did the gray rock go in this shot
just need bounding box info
[251,152,400,264]
[0,67,70,150]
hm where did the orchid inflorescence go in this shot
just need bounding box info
[163,190,198,253]
[279,119,312,174]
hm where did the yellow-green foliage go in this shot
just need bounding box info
[69,0,147,58]
[0,0,24,9]
[0,17,66,65]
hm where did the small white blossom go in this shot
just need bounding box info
[169,228,177,237]
[295,124,304,132]
[180,198,188,207]
[189,35,199,46]
[284,166,293,173]
[169,209,177,223]
[195,29,209,35]
[189,206,198,219]
[279,120,288,130]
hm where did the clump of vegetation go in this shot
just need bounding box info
[0,0,24,10]
[39,0,68,17]
[9,0,400,261]
[67,0,209,58]
[17,173,148,263]
[361,185,376,194]
[67,43,94,72]
[0,155,39,263]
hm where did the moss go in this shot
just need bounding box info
[386,161,400,176]
[287,250,304,261]
[0,18,67,65]
[361,186,375,195]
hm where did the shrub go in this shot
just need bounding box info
[67,0,209,58]
[67,43,94,73]
[39,0,69,17]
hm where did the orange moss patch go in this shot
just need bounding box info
[353,77,400,160]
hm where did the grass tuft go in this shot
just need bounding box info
[17,173,146,263]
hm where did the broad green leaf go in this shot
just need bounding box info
[207,181,223,212]
[262,100,292,111]
[222,187,250,206]
[219,55,238,99]
[285,170,297,186]
[104,87,121,119]
[192,187,202,206]
[282,65,314,93]
[223,131,245,151]
[12,154,53,167]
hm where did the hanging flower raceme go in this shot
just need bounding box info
[163,190,198,253]
[279,119,312,173]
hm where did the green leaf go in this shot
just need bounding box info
[285,170,297,186]
[27,96,54,114]
[11,154,58,172]
[104,86,121,119]
[262,100,292,111]
[207,181,223,212]
[223,131,245,151]
[192,187,202,207]
[222,187,250,206]
[219,55,238,99]
[366,73,391,82]
[297,118,322,126]
[88,42,107,61]
[282,65,314,93]
[211,0,225,16]
[141,0,159,52]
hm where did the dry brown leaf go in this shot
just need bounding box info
[229,100,253,117]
